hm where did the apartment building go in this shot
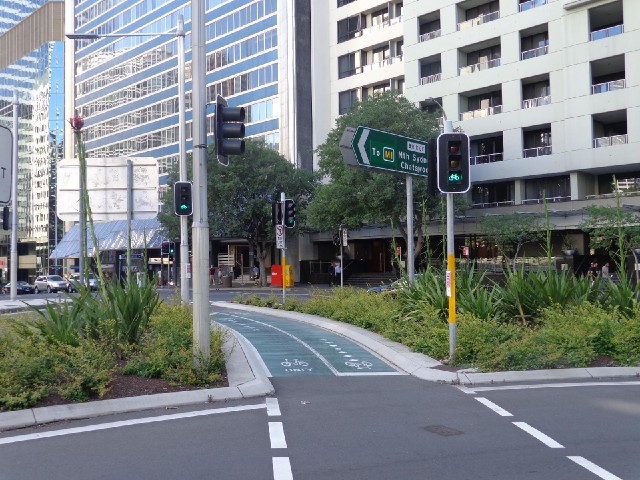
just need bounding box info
[314,0,639,263]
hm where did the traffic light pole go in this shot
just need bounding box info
[443,120,457,362]
[281,192,286,305]
[191,0,210,361]
[176,16,189,303]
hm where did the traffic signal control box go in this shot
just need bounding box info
[437,132,471,194]
[173,181,193,216]
[215,95,246,166]
[2,206,8,230]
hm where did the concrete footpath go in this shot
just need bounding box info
[1,299,639,431]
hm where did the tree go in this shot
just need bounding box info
[480,213,546,270]
[306,92,441,262]
[580,182,640,283]
[160,140,316,286]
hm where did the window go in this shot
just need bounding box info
[339,89,358,115]
[338,53,356,79]
[337,15,362,42]
[337,0,355,6]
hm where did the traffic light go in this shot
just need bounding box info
[168,242,175,256]
[2,206,8,230]
[161,241,169,255]
[437,132,470,193]
[173,181,193,216]
[271,201,282,226]
[215,94,245,166]
[284,199,296,228]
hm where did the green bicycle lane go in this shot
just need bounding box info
[212,307,400,377]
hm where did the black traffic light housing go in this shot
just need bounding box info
[173,181,193,216]
[437,132,471,194]
[271,201,282,226]
[284,199,296,228]
[2,206,8,230]
[215,94,246,166]
[161,241,169,255]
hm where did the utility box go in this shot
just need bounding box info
[271,264,282,286]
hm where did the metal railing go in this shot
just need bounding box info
[357,15,402,37]
[460,105,502,121]
[520,44,548,60]
[360,55,403,73]
[522,95,551,109]
[459,57,500,75]
[472,200,515,208]
[471,152,503,165]
[590,24,623,41]
[518,0,547,12]
[420,73,441,85]
[593,134,628,148]
[419,29,441,42]
[591,79,626,94]
[522,195,570,204]
[523,145,552,157]
[457,11,499,31]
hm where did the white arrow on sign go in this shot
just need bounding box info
[357,128,370,165]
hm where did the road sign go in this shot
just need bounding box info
[351,126,429,177]
[276,224,285,249]
[342,227,348,247]
[0,126,11,204]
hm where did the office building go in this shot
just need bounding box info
[0,0,64,282]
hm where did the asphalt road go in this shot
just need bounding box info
[1,378,637,480]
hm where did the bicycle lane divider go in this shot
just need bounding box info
[212,308,399,377]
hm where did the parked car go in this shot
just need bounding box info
[2,281,35,295]
[67,273,99,292]
[34,275,69,293]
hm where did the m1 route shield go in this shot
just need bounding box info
[351,126,429,177]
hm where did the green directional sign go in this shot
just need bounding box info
[351,126,430,177]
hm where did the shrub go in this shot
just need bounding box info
[123,302,225,386]
[612,310,640,365]
[456,314,525,368]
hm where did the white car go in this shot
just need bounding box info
[34,275,69,293]
[67,273,99,292]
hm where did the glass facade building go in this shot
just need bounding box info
[70,0,313,185]
[0,0,64,283]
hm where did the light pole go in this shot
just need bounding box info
[67,16,187,297]
[427,97,457,362]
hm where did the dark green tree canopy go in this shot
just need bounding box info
[306,92,440,257]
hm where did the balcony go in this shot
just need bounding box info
[460,105,502,120]
[521,44,548,60]
[590,24,623,41]
[359,55,403,74]
[519,0,547,12]
[523,146,552,157]
[591,79,626,94]
[522,95,551,109]
[593,134,628,148]
[419,29,441,42]
[457,11,499,31]
[459,57,500,75]
[420,73,441,85]
[357,15,403,38]
[471,152,503,165]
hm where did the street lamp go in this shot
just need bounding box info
[66,16,188,300]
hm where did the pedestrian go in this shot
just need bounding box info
[218,267,223,285]
[209,265,215,286]
[601,262,610,280]
[588,261,599,286]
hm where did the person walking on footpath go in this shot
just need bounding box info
[601,262,610,280]
[209,265,215,286]
[218,267,223,286]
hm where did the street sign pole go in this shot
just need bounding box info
[9,94,18,300]
[406,175,414,281]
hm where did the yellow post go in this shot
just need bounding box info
[447,253,456,326]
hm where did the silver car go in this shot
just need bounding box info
[34,275,69,293]
[67,273,99,292]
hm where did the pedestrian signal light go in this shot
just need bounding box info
[2,206,8,230]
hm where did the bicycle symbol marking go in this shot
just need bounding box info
[345,360,373,370]
[281,358,311,372]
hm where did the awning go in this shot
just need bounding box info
[50,218,168,259]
